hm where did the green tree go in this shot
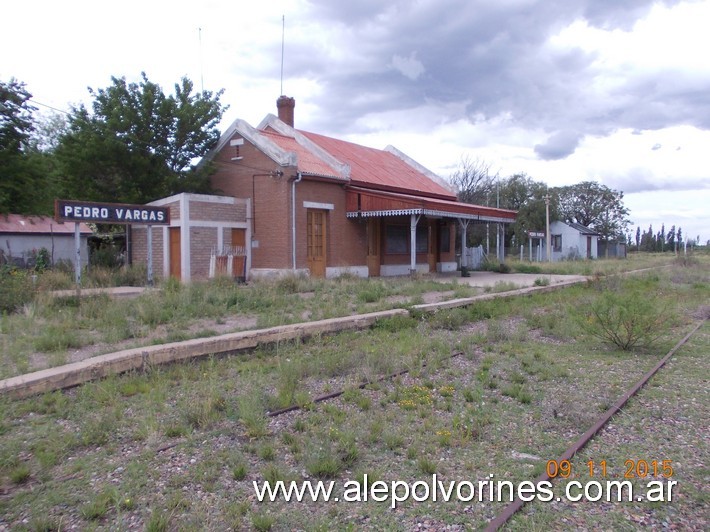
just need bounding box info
[497,173,555,247]
[641,224,655,252]
[55,73,226,204]
[556,181,630,246]
[0,78,47,214]
[666,225,676,251]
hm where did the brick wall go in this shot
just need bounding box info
[441,221,455,263]
[190,200,245,222]
[190,227,218,279]
[132,226,166,279]
[295,179,367,269]
[166,201,181,222]
[210,142,292,269]
[209,134,458,275]
[131,194,248,281]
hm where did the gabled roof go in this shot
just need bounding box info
[558,221,600,235]
[0,214,92,235]
[208,110,515,223]
[259,129,344,180]
[211,113,457,200]
[297,130,456,200]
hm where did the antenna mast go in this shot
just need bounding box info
[199,27,205,92]
[280,15,285,95]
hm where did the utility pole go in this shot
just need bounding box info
[544,194,551,262]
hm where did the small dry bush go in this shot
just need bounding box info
[577,290,666,350]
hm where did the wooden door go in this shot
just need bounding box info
[232,228,247,278]
[427,221,439,273]
[366,218,381,277]
[587,236,592,259]
[169,227,181,279]
[306,209,327,278]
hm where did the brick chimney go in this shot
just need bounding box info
[277,95,295,127]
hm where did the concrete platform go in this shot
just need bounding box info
[3,273,591,400]
[434,271,589,288]
[49,286,152,298]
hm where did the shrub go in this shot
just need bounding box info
[35,247,51,272]
[513,263,542,274]
[417,456,437,474]
[578,290,666,350]
[498,262,511,274]
[481,260,511,273]
[90,245,124,269]
[0,266,34,313]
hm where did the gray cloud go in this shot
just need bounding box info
[277,0,695,156]
[605,169,710,194]
[534,131,583,160]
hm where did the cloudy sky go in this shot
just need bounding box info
[4,0,709,244]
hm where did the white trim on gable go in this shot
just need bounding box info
[259,114,351,180]
[384,145,456,195]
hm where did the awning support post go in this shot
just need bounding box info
[410,213,421,275]
[496,222,501,262]
[147,225,154,287]
[74,222,81,297]
[458,219,470,268]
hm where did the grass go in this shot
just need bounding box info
[0,255,707,529]
[1,254,684,380]
[0,271,479,379]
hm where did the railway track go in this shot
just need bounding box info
[258,314,707,529]
[485,316,708,530]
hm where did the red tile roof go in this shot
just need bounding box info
[299,131,457,200]
[0,214,92,234]
[260,129,342,178]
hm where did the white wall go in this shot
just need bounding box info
[0,234,89,268]
[547,221,598,261]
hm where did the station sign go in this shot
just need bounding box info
[55,199,170,225]
[527,231,545,238]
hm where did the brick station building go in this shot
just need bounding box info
[135,97,516,281]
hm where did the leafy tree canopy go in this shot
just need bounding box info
[498,173,557,245]
[56,73,227,204]
[450,158,632,249]
[0,78,43,213]
[555,181,630,241]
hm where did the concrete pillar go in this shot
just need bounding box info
[410,214,420,274]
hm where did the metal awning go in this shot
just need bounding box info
[345,186,516,223]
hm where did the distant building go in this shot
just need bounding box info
[199,96,517,279]
[131,193,249,282]
[598,240,627,259]
[0,214,91,269]
[547,221,600,261]
[131,97,519,281]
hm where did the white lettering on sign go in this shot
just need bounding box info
[57,201,168,224]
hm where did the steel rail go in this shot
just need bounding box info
[266,351,464,417]
[484,317,708,531]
